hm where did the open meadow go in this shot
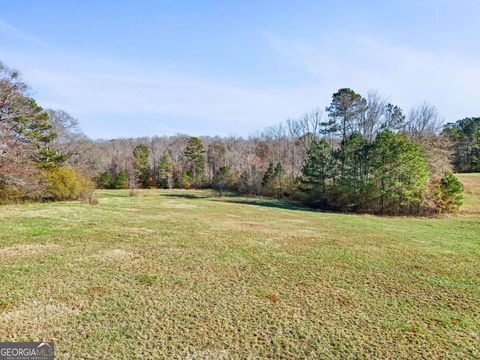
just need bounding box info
[0,174,479,359]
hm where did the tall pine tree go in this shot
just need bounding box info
[158,153,174,189]
[133,144,150,188]
[300,139,333,206]
[183,137,206,187]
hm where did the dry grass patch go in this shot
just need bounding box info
[0,300,81,339]
[97,249,134,261]
[0,244,60,258]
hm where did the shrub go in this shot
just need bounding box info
[433,172,464,213]
[78,175,97,205]
[79,192,99,205]
[43,166,94,201]
[0,170,45,203]
[129,188,140,197]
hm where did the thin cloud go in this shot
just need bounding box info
[267,33,480,122]
[28,65,320,121]
[4,53,322,137]
[0,19,52,49]
[3,28,478,138]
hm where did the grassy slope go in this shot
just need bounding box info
[0,175,478,359]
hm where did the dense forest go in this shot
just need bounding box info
[1,61,477,214]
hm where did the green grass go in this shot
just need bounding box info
[0,174,479,359]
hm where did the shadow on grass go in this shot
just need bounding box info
[213,196,320,213]
[159,193,210,200]
[159,191,324,213]
[158,191,314,212]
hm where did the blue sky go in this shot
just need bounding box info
[1,0,479,139]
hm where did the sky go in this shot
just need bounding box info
[0,0,479,139]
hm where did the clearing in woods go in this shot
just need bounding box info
[0,174,479,358]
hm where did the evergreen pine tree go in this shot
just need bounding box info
[133,144,150,188]
[114,170,127,189]
[158,153,174,189]
[370,130,429,214]
[261,163,275,188]
[22,99,68,168]
[337,132,369,210]
[300,139,333,206]
[183,137,206,187]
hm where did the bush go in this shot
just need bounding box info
[0,171,45,203]
[433,172,464,213]
[79,192,99,205]
[78,175,97,205]
[43,166,94,201]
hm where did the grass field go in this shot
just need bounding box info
[0,174,479,359]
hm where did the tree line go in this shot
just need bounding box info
[1,61,476,214]
[91,88,468,214]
